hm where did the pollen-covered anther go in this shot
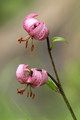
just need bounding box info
[32,93,36,99]
[30,39,35,52]
[26,91,35,99]
[26,86,36,99]
[17,88,26,95]
[17,35,35,50]
[30,87,36,99]
[27,91,29,97]
[30,91,33,97]
[18,37,26,44]
[29,91,36,99]
[25,40,28,48]
[17,85,28,95]
[31,44,35,52]
[17,35,31,47]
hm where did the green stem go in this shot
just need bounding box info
[46,36,77,120]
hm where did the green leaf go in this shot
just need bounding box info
[52,36,65,43]
[46,77,58,92]
[50,36,66,49]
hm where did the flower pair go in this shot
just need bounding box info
[16,13,49,98]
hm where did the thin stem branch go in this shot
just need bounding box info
[46,36,77,120]
[59,87,77,120]
[46,36,60,84]
[47,72,59,87]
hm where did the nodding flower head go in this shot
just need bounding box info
[16,64,48,98]
[23,13,49,41]
[18,13,49,51]
[16,64,48,87]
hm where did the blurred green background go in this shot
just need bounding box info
[0,0,80,120]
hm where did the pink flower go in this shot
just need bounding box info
[23,13,49,41]
[16,64,30,84]
[30,68,48,87]
[16,64,48,88]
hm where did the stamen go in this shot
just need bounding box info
[32,93,36,99]
[17,88,25,95]
[29,86,36,99]
[26,84,30,98]
[17,35,36,52]
[31,40,35,52]
[17,84,36,99]
[31,44,35,51]
[18,37,26,43]
[29,86,33,97]
[25,40,28,48]
[27,92,29,97]
[18,37,22,43]
[17,85,27,95]
[30,91,33,97]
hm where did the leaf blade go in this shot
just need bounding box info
[52,36,65,42]
[46,77,58,92]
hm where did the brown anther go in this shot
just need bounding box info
[17,88,25,95]
[30,91,33,97]
[18,37,23,43]
[31,44,35,52]
[32,93,35,99]
[27,92,29,97]
[25,40,28,48]
[18,37,26,44]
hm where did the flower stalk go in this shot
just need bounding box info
[46,36,77,120]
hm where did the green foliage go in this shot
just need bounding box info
[50,36,66,49]
[0,0,32,26]
[46,77,58,92]
[0,93,30,120]
[52,36,65,43]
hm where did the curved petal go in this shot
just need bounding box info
[29,22,44,38]
[38,26,49,40]
[26,13,38,19]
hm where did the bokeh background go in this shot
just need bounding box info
[0,0,80,120]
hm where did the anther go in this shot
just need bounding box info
[30,91,33,97]
[32,93,35,99]
[18,37,26,43]
[18,37,23,43]
[17,88,25,95]
[27,92,29,97]
[17,85,27,95]
[31,44,35,51]
[25,40,28,48]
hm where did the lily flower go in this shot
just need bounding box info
[16,64,48,98]
[18,13,49,51]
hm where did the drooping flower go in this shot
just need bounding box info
[18,13,49,51]
[23,13,49,41]
[16,64,48,98]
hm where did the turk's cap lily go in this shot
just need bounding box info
[23,13,49,41]
[16,64,48,88]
